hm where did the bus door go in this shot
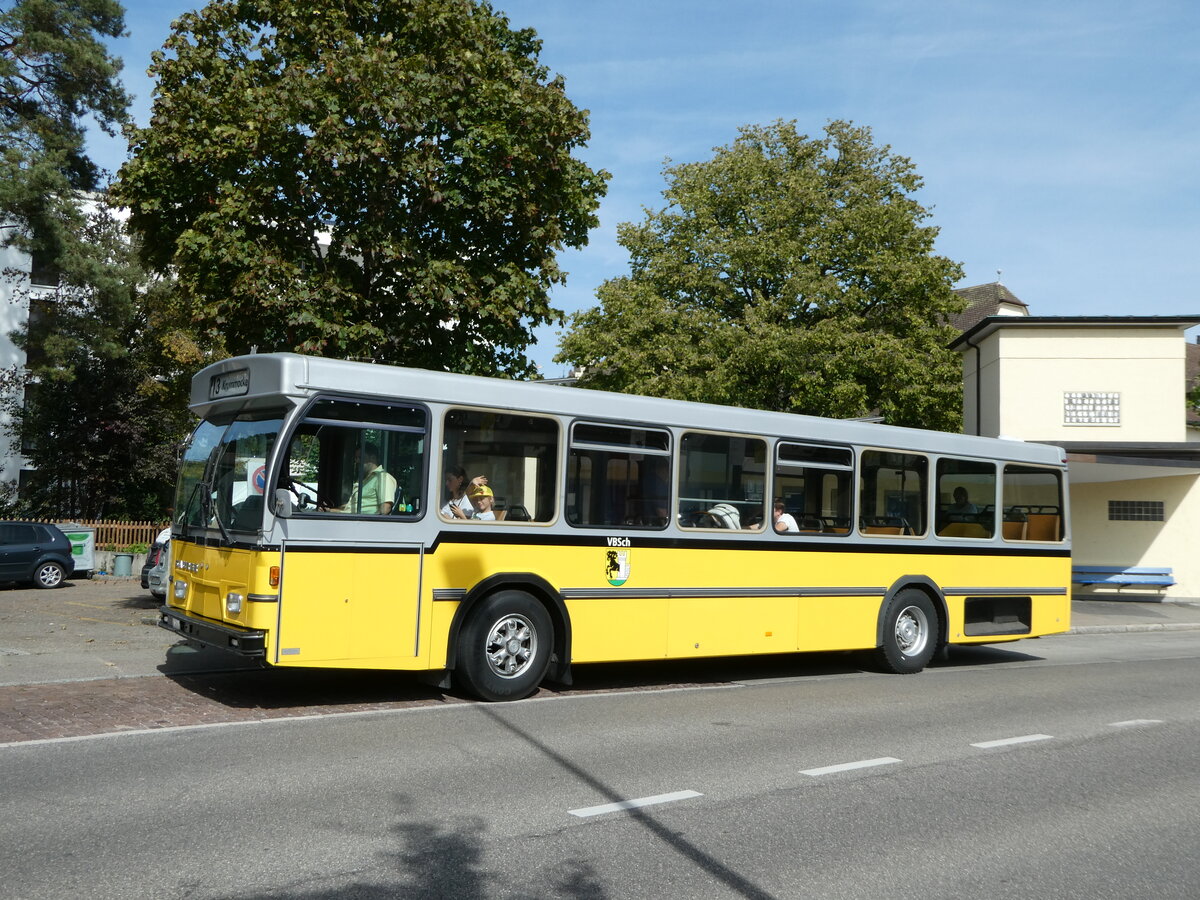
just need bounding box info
[271,396,429,664]
[275,541,424,664]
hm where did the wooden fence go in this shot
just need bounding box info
[41,519,169,550]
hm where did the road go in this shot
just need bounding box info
[3,630,1200,899]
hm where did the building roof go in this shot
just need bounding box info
[949,282,1029,332]
[949,314,1200,350]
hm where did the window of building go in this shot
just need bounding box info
[440,409,558,523]
[24,297,55,369]
[28,248,60,288]
[935,458,996,538]
[772,442,853,535]
[1001,465,1064,542]
[567,423,671,528]
[283,398,427,518]
[1108,500,1164,522]
[678,432,766,531]
[859,450,928,536]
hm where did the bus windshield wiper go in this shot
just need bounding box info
[178,480,206,540]
[204,481,233,545]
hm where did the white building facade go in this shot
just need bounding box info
[0,236,40,490]
[952,310,1200,598]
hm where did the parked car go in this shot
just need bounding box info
[140,527,171,590]
[0,521,74,588]
[147,537,170,601]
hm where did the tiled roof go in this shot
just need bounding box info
[949,282,1029,332]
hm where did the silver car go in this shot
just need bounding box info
[147,538,170,601]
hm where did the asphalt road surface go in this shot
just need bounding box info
[3,628,1200,899]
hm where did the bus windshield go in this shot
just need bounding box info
[175,410,287,536]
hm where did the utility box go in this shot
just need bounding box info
[57,523,95,577]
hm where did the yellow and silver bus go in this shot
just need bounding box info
[160,353,1070,700]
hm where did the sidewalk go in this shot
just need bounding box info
[1070,597,1200,634]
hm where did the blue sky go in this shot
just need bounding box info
[92,0,1200,375]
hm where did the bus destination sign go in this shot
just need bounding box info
[210,368,251,400]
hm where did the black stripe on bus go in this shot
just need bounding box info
[432,585,1066,602]
[423,530,1071,558]
[281,544,422,555]
[190,532,1071,558]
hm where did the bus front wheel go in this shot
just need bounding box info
[876,590,938,674]
[456,591,554,701]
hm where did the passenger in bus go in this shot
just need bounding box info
[441,468,489,519]
[703,503,741,529]
[323,443,397,515]
[949,486,978,515]
[467,483,497,520]
[773,500,799,533]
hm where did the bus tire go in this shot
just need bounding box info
[875,589,938,674]
[456,590,553,702]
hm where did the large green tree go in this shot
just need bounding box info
[1,0,202,519]
[3,204,201,519]
[114,0,608,377]
[1,0,129,261]
[557,120,967,430]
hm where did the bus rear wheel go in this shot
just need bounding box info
[876,590,939,674]
[456,591,553,702]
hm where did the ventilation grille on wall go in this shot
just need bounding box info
[1108,500,1164,522]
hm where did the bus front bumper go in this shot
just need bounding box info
[158,606,267,657]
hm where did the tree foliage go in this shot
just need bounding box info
[1,1,202,519]
[114,0,608,377]
[557,120,967,430]
[2,205,202,519]
[0,0,129,259]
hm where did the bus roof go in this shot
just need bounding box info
[192,352,1065,466]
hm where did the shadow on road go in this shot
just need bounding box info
[116,593,159,610]
[158,642,1043,715]
[238,807,611,899]
[938,643,1044,668]
[161,662,451,711]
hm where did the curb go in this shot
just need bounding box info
[1069,622,1200,635]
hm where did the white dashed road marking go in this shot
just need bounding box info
[1110,719,1163,727]
[800,757,902,777]
[971,734,1053,749]
[568,790,703,818]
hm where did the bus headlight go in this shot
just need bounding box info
[174,580,188,601]
[226,592,244,614]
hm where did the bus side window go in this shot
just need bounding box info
[441,409,560,523]
[283,399,427,518]
[567,423,671,529]
[858,450,928,537]
[772,442,853,536]
[1002,465,1064,542]
[677,432,766,531]
[935,458,997,538]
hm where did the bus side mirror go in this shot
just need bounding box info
[274,488,294,518]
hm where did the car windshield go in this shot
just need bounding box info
[175,410,287,536]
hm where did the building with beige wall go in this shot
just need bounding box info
[951,301,1200,598]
